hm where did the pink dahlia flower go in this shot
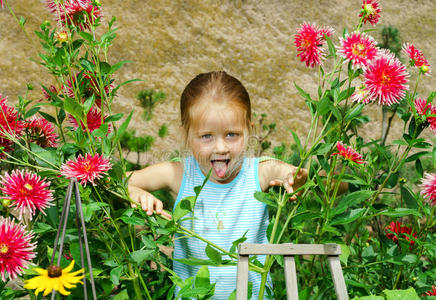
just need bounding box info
[385,221,417,247]
[61,153,111,186]
[332,142,365,164]
[338,32,378,69]
[429,106,436,134]
[424,285,436,296]
[294,23,333,68]
[46,0,101,30]
[64,73,111,108]
[41,85,58,102]
[351,85,371,104]
[0,170,54,220]
[0,0,4,8]
[0,217,36,281]
[363,49,409,106]
[68,107,109,133]
[420,172,436,206]
[402,43,431,75]
[0,95,24,155]
[24,116,59,148]
[359,0,382,26]
[414,98,431,117]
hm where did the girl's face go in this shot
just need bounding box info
[187,100,248,184]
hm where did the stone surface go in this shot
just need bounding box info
[1,0,435,163]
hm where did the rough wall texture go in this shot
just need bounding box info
[1,0,435,163]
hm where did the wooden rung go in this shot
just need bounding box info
[284,256,299,300]
[238,243,341,256]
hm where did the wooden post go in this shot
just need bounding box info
[284,256,299,300]
[236,254,249,299]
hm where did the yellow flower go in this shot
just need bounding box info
[24,260,84,296]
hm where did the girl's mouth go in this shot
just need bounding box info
[210,159,230,178]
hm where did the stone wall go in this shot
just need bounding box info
[1,0,435,163]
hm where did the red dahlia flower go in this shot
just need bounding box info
[24,116,59,148]
[294,23,333,68]
[363,49,409,106]
[332,142,365,164]
[385,221,417,247]
[0,217,36,281]
[0,170,54,220]
[68,107,109,133]
[359,0,382,26]
[402,43,431,75]
[424,285,436,296]
[0,95,24,155]
[61,153,111,186]
[420,172,436,206]
[338,32,378,69]
[47,0,101,30]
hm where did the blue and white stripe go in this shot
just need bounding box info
[173,156,269,299]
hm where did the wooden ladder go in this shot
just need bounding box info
[236,243,348,300]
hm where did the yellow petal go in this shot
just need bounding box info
[63,260,75,273]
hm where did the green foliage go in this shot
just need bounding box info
[136,89,166,121]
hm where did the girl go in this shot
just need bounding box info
[128,71,307,298]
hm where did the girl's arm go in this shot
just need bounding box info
[127,161,183,219]
[258,159,307,200]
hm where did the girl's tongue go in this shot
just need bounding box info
[211,159,229,178]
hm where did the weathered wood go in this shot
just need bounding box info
[238,243,341,256]
[284,256,299,300]
[327,256,349,300]
[236,254,249,300]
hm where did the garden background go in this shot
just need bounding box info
[1,0,436,162]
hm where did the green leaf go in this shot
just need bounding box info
[317,96,331,116]
[82,202,108,222]
[346,104,365,121]
[109,60,132,74]
[64,97,83,120]
[379,208,421,218]
[383,287,420,300]
[405,151,429,162]
[400,186,418,209]
[24,106,41,119]
[290,130,302,153]
[339,244,350,266]
[38,111,57,124]
[254,191,277,208]
[333,190,374,216]
[173,196,195,222]
[83,94,95,114]
[129,250,154,264]
[79,31,94,42]
[415,159,423,178]
[330,208,365,225]
[110,266,123,286]
[174,257,218,266]
[114,112,132,143]
[79,58,95,72]
[120,215,145,226]
[105,113,124,122]
[325,35,336,58]
[195,266,210,288]
[312,142,334,155]
[205,245,222,264]
[112,290,129,300]
[352,296,384,300]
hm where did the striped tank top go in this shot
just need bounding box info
[173,156,269,299]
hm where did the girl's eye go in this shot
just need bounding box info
[200,134,212,140]
[227,132,239,138]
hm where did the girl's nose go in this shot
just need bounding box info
[214,137,229,154]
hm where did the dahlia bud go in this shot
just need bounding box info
[1,199,11,207]
[420,65,429,74]
[55,31,68,43]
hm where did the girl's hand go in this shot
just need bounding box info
[269,167,307,201]
[128,185,172,219]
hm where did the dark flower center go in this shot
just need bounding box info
[47,265,63,278]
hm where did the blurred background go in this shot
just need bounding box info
[0,0,435,164]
